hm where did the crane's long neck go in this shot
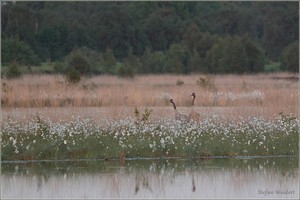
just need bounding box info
[192,96,195,107]
[171,101,177,110]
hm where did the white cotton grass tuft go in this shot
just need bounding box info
[1,113,298,160]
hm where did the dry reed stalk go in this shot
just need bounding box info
[1,73,298,120]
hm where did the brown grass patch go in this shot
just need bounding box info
[1,73,298,120]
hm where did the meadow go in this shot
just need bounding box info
[1,73,299,161]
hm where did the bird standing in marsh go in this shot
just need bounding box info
[189,93,201,122]
[170,98,191,122]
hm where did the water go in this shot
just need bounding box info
[1,157,298,199]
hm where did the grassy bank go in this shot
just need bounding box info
[1,113,298,161]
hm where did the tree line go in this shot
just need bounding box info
[1,1,299,77]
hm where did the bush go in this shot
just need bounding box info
[241,35,265,72]
[165,43,188,73]
[134,107,153,125]
[280,41,299,72]
[6,62,21,79]
[141,49,166,74]
[117,64,135,78]
[176,79,184,86]
[205,35,264,73]
[68,53,90,75]
[66,47,104,74]
[65,68,81,84]
[102,47,117,74]
[264,62,281,72]
[2,38,40,66]
[197,74,217,92]
[53,62,67,73]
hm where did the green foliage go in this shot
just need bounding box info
[117,64,135,79]
[226,37,249,73]
[66,47,103,74]
[188,49,206,73]
[141,48,166,74]
[102,47,117,74]
[37,26,62,61]
[143,7,182,51]
[183,23,202,52]
[241,35,265,72]
[205,35,264,73]
[65,68,81,84]
[68,52,90,76]
[53,62,67,73]
[165,43,188,73]
[262,3,299,61]
[1,1,298,73]
[264,62,281,72]
[140,47,152,73]
[124,48,142,73]
[6,62,21,79]
[183,27,217,72]
[280,41,299,72]
[2,38,40,65]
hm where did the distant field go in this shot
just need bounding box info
[1,73,298,119]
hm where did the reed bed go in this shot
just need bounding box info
[1,73,298,118]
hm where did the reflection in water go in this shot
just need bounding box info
[1,157,298,199]
[135,173,153,194]
[192,174,196,192]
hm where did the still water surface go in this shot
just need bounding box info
[1,157,298,199]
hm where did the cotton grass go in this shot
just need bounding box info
[1,113,298,161]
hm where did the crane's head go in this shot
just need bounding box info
[191,93,196,98]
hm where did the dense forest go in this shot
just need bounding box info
[1,1,299,77]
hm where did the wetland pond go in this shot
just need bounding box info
[1,156,298,199]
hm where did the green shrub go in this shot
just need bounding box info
[205,35,264,73]
[102,47,117,74]
[53,62,67,73]
[2,38,40,66]
[65,67,81,84]
[6,62,21,79]
[117,64,135,78]
[68,53,90,75]
[280,41,299,72]
[264,62,281,72]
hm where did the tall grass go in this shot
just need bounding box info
[1,73,298,117]
[1,73,298,161]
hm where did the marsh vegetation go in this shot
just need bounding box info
[1,73,298,161]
